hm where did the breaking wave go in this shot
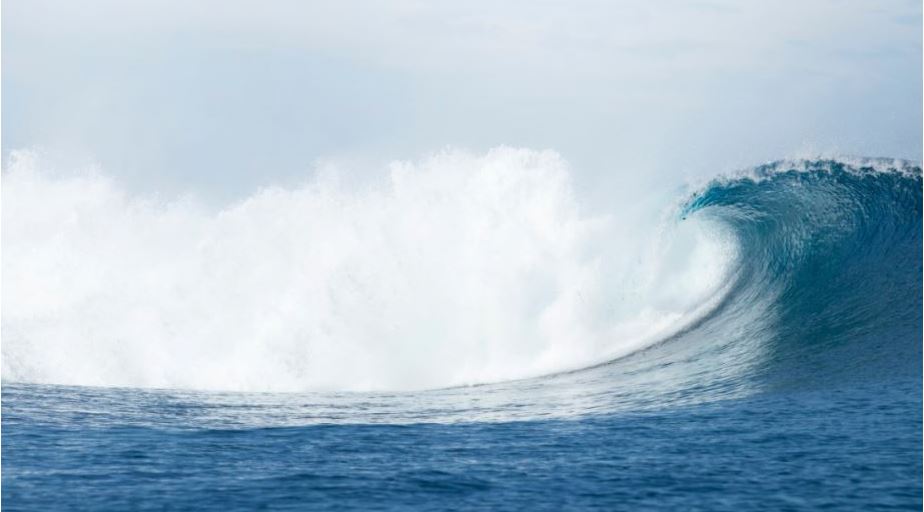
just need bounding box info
[3,151,919,398]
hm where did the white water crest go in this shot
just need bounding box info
[2,148,736,392]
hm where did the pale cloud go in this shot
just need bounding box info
[3,0,921,200]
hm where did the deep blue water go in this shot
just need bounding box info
[3,159,922,510]
[2,377,921,511]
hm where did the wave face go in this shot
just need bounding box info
[679,159,922,393]
[2,152,920,399]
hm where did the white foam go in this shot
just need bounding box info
[2,147,736,392]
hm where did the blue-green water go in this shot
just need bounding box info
[3,159,921,510]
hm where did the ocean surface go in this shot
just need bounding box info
[3,158,922,510]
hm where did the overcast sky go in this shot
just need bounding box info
[3,0,921,202]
